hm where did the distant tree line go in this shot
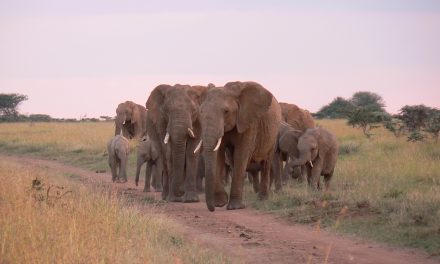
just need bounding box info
[315,91,440,141]
[0,93,114,123]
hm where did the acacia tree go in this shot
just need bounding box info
[0,93,28,121]
[347,91,389,138]
[315,97,355,119]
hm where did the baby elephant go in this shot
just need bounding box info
[283,127,339,190]
[107,135,130,183]
[135,136,163,192]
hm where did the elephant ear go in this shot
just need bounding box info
[279,129,303,154]
[227,81,273,133]
[146,84,170,124]
[187,85,208,106]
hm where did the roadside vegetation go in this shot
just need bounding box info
[0,159,229,263]
[0,120,439,255]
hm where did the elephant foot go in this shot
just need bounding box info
[167,194,183,202]
[258,192,269,200]
[183,192,199,203]
[252,182,260,194]
[143,187,151,192]
[214,191,228,207]
[117,178,127,183]
[227,199,245,210]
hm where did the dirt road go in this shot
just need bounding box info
[3,154,439,264]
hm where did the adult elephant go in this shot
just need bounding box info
[146,84,207,202]
[197,81,281,211]
[279,102,315,131]
[115,101,148,139]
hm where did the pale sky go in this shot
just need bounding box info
[1,0,439,118]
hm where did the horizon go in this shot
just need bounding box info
[1,1,439,118]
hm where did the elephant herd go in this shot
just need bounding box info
[107,81,339,212]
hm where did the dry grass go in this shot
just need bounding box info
[249,119,440,254]
[0,160,228,264]
[0,120,439,254]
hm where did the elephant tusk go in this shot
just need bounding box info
[164,132,170,144]
[213,137,222,152]
[309,160,314,168]
[188,128,195,138]
[194,140,202,154]
[122,120,126,125]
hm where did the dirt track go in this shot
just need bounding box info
[3,154,439,264]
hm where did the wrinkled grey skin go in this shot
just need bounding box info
[283,127,339,190]
[107,135,130,183]
[196,149,232,193]
[146,84,207,202]
[199,81,281,211]
[135,136,163,192]
[115,101,148,139]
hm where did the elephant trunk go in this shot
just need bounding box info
[115,114,126,136]
[203,149,217,212]
[202,125,223,212]
[170,137,186,197]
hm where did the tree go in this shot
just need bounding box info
[0,93,28,121]
[315,97,355,119]
[399,105,431,132]
[348,106,390,138]
[350,91,386,112]
[425,108,440,141]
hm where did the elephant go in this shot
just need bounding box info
[115,101,148,139]
[283,127,339,190]
[135,135,163,192]
[279,102,315,131]
[197,81,282,211]
[146,84,207,202]
[107,135,130,183]
[196,148,233,193]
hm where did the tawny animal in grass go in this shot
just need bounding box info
[115,101,148,139]
[107,135,130,183]
[283,127,339,190]
[135,135,163,192]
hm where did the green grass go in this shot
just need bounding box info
[1,120,440,255]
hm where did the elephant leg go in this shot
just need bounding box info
[227,148,249,210]
[299,165,308,183]
[109,156,117,182]
[258,160,271,200]
[250,169,260,193]
[153,160,163,192]
[323,169,334,191]
[308,158,323,190]
[196,155,205,193]
[183,143,199,203]
[144,161,152,192]
[159,154,169,200]
[271,150,283,192]
[214,147,228,207]
[135,157,144,186]
[118,156,128,183]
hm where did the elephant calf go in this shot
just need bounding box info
[135,136,163,192]
[107,135,130,183]
[284,127,339,190]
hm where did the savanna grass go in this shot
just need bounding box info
[0,160,229,264]
[1,120,440,254]
[246,119,440,255]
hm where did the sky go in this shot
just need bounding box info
[1,0,439,118]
